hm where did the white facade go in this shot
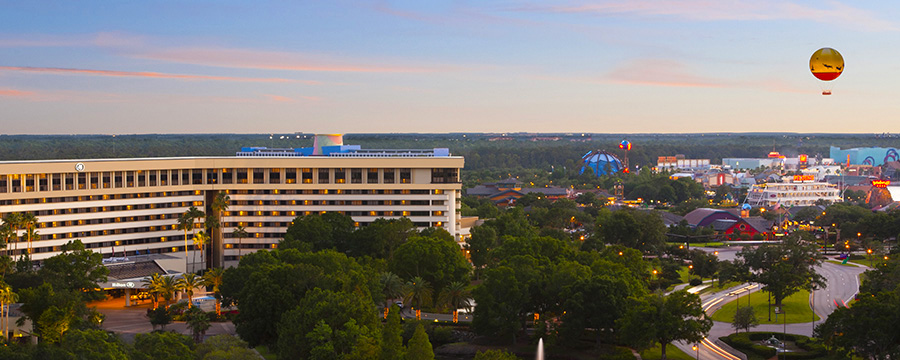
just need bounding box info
[745,181,841,207]
[0,155,464,270]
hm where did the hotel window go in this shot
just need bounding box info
[126,171,135,187]
[335,168,346,184]
[237,169,248,184]
[206,169,218,184]
[65,173,74,190]
[302,168,313,183]
[318,169,330,184]
[285,169,296,184]
[253,169,265,184]
[25,174,35,192]
[10,175,21,192]
[181,170,190,185]
[91,172,100,189]
[269,168,281,184]
[102,172,111,188]
[50,174,61,191]
[137,170,146,186]
[367,169,378,184]
[192,169,203,185]
[113,172,123,187]
[148,171,157,186]
[399,169,411,184]
[222,168,233,184]
[39,174,49,191]
[383,169,395,184]
[0,175,6,193]
[350,168,363,184]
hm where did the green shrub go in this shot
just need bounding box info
[689,278,703,286]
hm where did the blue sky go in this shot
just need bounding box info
[1,1,898,134]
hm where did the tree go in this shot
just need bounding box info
[815,291,900,359]
[405,323,434,360]
[618,291,712,360]
[282,212,356,252]
[1,212,22,257]
[560,274,635,347]
[350,217,416,259]
[177,273,203,308]
[466,225,497,277]
[20,212,37,262]
[146,306,172,330]
[178,212,194,271]
[130,331,193,360]
[380,272,405,317]
[184,306,211,342]
[738,233,825,307]
[39,240,108,301]
[231,225,249,260]
[0,282,17,339]
[192,231,210,272]
[472,266,529,344]
[142,273,162,309]
[390,235,471,297]
[210,191,230,267]
[404,276,433,320]
[60,329,128,360]
[382,304,405,360]
[438,281,471,323]
[276,288,379,359]
[155,275,178,308]
[203,267,225,316]
[196,334,254,360]
[732,306,759,333]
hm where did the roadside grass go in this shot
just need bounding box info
[848,257,887,268]
[826,260,858,267]
[640,344,695,360]
[710,289,819,324]
[254,346,277,360]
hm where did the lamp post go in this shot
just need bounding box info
[692,344,699,360]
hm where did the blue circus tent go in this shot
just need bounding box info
[580,150,623,176]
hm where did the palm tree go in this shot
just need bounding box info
[231,225,249,260]
[210,192,230,267]
[202,267,225,316]
[156,275,177,309]
[20,213,37,261]
[380,272,405,318]
[177,273,203,308]
[438,281,471,323]
[186,206,205,269]
[0,282,16,339]
[142,273,163,309]
[0,224,14,259]
[403,276,433,321]
[192,231,210,270]
[1,213,22,257]
[177,213,193,272]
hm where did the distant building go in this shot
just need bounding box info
[830,146,900,166]
[466,178,567,206]
[657,155,711,171]
[745,180,841,208]
[683,208,773,240]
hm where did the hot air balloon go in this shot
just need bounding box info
[810,48,843,95]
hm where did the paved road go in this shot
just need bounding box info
[672,247,869,360]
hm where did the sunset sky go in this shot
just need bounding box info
[2,1,899,134]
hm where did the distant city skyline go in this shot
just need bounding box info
[2,1,900,134]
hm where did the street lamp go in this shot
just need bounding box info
[692,344,699,360]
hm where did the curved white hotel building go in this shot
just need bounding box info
[0,140,463,271]
[745,179,841,208]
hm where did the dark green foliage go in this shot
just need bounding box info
[738,233,825,307]
[688,278,702,286]
[222,249,379,347]
[184,307,211,342]
[147,307,173,330]
[276,288,380,359]
[59,329,128,360]
[405,323,434,360]
[130,331,193,360]
[281,213,356,252]
[617,291,712,360]
[473,349,519,360]
[382,305,405,360]
[39,240,109,301]
[390,233,471,297]
[195,334,257,360]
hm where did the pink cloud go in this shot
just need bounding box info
[133,47,440,73]
[0,66,314,83]
[513,0,897,31]
[0,89,36,97]
[263,94,322,103]
[604,59,727,88]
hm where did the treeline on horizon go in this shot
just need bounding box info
[0,133,897,172]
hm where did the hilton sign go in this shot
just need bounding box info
[111,282,136,288]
